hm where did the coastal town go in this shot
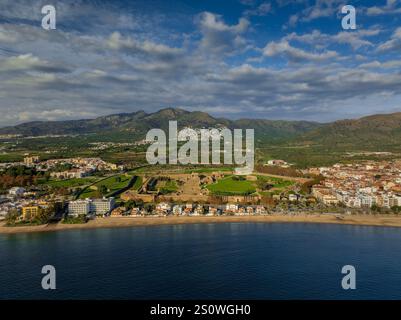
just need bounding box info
[310,161,401,210]
[2,151,401,230]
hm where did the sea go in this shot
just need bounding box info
[1,222,401,299]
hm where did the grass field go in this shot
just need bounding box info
[132,176,143,190]
[158,179,178,194]
[184,166,234,174]
[206,174,294,196]
[207,176,256,196]
[79,174,132,199]
[256,175,294,189]
[41,177,99,188]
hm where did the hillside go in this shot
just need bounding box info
[0,108,320,142]
[298,112,401,149]
[3,108,401,151]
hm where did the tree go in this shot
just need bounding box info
[35,205,55,224]
[144,203,154,213]
[124,200,136,210]
[391,206,401,214]
[371,204,381,213]
[5,209,20,225]
[99,185,108,195]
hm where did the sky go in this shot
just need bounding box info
[0,0,401,127]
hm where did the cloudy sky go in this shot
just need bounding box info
[0,0,401,126]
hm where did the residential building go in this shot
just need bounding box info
[24,156,39,166]
[207,207,218,216]
[172,205,182,216]
[225,203,239,213]
[90,197,115,216]
[68,200,90,217]
[9,187,26,196]
[22,206,39,220]
[255,205,267,215]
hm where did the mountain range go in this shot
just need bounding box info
[2,108,401,148]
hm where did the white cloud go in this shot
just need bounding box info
[366,0,401,15]
[286,28,382,50]
[197,12,250,54]
[107,32,183,61]
[285,0,344,27]
[263,40,338,62]
[0,0,400,126]
[0,54,69,73]
[359,60,401,69]
[377,27,401,52]
[244,2,272,16]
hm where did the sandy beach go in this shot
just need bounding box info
[2,214,401,234]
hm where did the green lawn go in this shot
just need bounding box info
[42,177,99,188]
[184,166,234,174]
[206,174,294,196]
[79,174,132,199]
[159,179,178,194]
[132,176,143,190]
[207,176,256,196]
[256,175,294,189]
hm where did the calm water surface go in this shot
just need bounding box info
[1,222,401,299]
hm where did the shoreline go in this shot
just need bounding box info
[2,214,401,234]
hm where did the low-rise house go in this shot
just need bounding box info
[183,207,192,215]
[207,207,218,216]
[156,202,171,215]
[246,206,254,215]
[111,207,125,217]
[266,159,288,166]
[192,205,203,216]
[172,205,182,216]
[9,187,25,196]
[24,156,40,166]
[235,206,246,216]
[225,204,239,213]
[130,207,141,216]
[255,205,267,215]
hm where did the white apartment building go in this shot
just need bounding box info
[345,196,361,208]
[68,200,90,217]
[358,193,376,207]
[90,198,115,216]
[68,197,115,217]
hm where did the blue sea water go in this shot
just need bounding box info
[1,222,401,300]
